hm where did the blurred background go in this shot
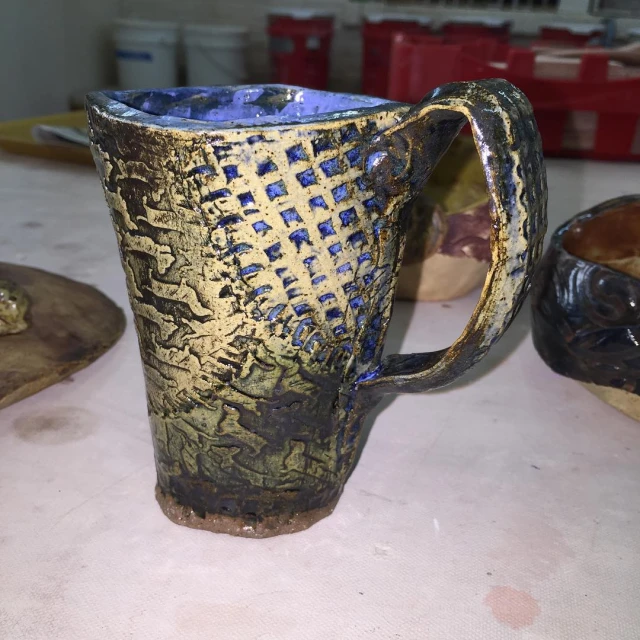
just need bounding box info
[2,0,640,121]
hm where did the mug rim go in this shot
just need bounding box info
[85,84,404,133]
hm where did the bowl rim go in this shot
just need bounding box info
[551,194,640,280]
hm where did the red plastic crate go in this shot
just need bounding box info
[362,16,432,97]
[268,11,334,90]
[388,34,640,162]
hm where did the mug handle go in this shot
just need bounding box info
[359,79,547,396]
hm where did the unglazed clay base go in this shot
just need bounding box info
[581,382,640,422]
[156,486,340,538]
[396,253,488,302]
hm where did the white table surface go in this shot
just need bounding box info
[1,150,638,640]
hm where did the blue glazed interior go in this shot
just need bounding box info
[103,85,393,126]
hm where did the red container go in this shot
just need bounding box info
[362,14,432,97]
[537,23,603,48]
[388,34,640,162]
[268,9,334,90]
[441,18,511,44]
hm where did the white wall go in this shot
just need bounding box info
[63,0,121,101]
[0,0,119,120]
[0,0,68,120]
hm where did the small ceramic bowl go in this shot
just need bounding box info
[396,136,491,302]
[531,195,640,421]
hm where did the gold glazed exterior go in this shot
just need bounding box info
[87,81,546,536]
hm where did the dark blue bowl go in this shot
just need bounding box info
[531,195,640,421]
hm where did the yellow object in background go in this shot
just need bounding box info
[0,111,92,165]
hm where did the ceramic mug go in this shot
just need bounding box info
[86,81,546,537]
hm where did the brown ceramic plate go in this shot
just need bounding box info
[0,263,125,410]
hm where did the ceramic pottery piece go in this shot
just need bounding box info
[0,278,29,335]
[87,81,547,537]
[0,262,126,410]
[397,137,491,302]
[531,195,640,421]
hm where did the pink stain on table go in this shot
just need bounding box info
[484,586,541,630]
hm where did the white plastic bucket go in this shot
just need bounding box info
[184,25,248,87]
[114,19,179,89]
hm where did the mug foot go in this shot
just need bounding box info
[581,382,640,422]
[155,486,341,538]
